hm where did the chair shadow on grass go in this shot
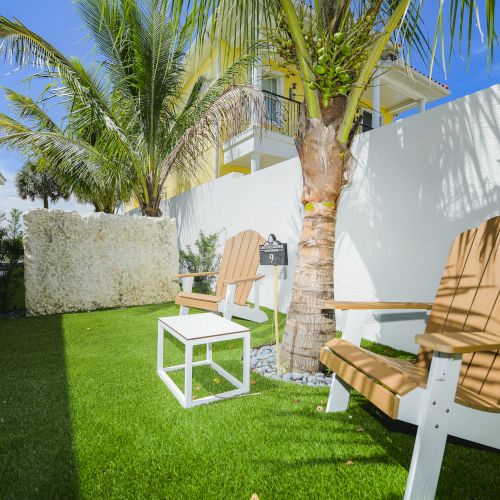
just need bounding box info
[0,315,79,498]
[354,397,500,497]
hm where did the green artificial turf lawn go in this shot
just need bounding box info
[1,303,499,499]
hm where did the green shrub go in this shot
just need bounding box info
[0,209,25,313]
[1,265,25,313]
[179,231,221,294]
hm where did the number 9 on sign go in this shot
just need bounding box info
[259,234,288,266]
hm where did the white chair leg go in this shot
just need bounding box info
[326,374,352,412]
[325,310,366,413]
[404,352,463,500]
[341,309,367,346]
[179,276,194,316]
[181,276,194,292]
[223,284,236,320]
[253,280,262,310]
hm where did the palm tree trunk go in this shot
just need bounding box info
[43,196,49,209]
[141,179,163,217]
[281,98,348,373]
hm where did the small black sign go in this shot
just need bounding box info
[259,234,288,266]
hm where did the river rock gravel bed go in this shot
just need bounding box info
[251,345,332,387]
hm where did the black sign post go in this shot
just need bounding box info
[259,235,288,369]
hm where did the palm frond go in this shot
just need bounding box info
[0,16,125,137]
[2,87,59,132]
[159,84,264,189]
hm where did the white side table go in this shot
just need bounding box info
[157,313,251,408]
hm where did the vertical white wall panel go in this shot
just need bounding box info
[166,85,500,352]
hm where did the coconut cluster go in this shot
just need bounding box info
[307,32,354,105]
[265,7,377,109]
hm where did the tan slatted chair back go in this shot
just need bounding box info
[215,230,264,305]
[416,216,500,403]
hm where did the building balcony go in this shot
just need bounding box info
[222,90,301,173]
[222,62,449,174]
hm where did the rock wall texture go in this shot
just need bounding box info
[24,210,179,316]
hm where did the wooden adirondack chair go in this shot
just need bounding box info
[175,230,268,323]
[320,216,500,499]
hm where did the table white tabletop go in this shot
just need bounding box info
[159,313,250,340]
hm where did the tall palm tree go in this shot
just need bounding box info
[16,160,70,209]
[170,0,497,372]
[0,0,263,217]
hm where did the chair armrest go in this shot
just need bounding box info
[224,275,264,285]
[323,300,433,310]
[416,331,500,354]
[176,272,219,278]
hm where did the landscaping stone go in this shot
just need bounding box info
[256,351,272,360]
[252,345,332,387]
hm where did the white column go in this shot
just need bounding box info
[372,70,382,128]
[418,98,427,113]
[249,53,262,172]
[250,152,261,173]
[251,59,262,88]
[251,59,262,128]
[213,46,222,178]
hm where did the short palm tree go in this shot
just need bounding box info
[16,160,70,209]
[172,0,497,372]
[0,0,263,216]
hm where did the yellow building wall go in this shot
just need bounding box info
[263,63,393,124]
[163,42,247,198]
[162,50,395,200]
[125,42,399,210]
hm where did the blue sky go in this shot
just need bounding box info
[0,0,94,214]
[0,0,498,214]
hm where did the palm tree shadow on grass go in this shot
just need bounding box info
[0,315,78,498]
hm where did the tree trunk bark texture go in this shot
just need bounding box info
[141,180,163,217]
[281,98,347,373]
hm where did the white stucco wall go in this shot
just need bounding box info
[166,85,500,353]
[24,210,179,316]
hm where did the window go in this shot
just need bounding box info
[361,110,373,131]
[361,109,381,132]
[262,77,279,94]
[262,76,283,125]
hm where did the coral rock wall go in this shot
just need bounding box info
[24,210,179,316]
